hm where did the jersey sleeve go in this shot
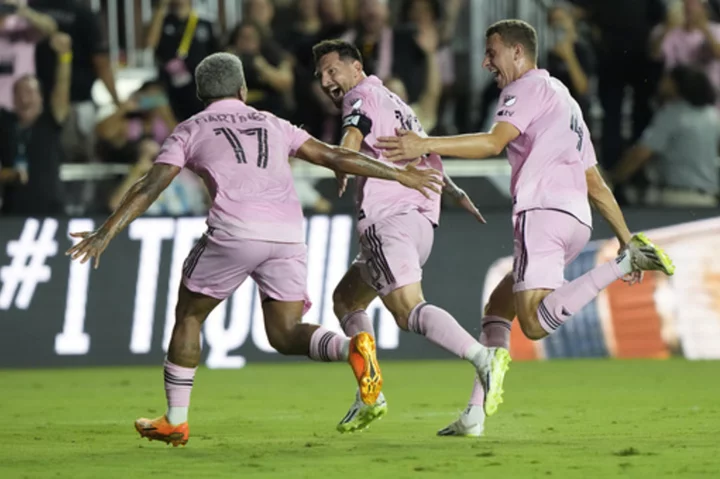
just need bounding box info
[155,122,192,168]
[493,81,541,134]
[582,134,598,169]
[278,119,312,157]
[341,90,374,139]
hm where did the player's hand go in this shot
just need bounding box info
[335,171,348,197]
[452,189,487,224]
[617,244,643,285]
[65,230,111,270]
[397,159,444,199]
[622,270,643,285]
[375,129,429,162]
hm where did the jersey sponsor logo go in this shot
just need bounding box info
[497,110,515,117]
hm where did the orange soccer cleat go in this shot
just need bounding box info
[348,332,383,405]
[134,415,189,447]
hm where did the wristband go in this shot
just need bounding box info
[59,52,73,64]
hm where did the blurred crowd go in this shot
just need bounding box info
[0,0,718,219]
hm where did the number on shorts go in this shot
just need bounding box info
[570,113,584,152]
[213,127,269,168]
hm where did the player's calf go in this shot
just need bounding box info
[332,264,378,337]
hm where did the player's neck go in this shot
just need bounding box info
[515,64,537,81]
[349,73,368,91]
[206,97,242,106]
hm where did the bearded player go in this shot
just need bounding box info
[375,20,676,437]
[65,52,446,446]
[312,39,510,434]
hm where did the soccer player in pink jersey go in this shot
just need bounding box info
[375,20,677,437]
[65,52,445,446]
[312,39,510,434]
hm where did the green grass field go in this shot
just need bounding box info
[1,359,719,479]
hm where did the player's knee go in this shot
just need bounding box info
[332,287,361,320]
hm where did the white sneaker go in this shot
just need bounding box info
[472,347,511,416]
[336,390,388,433]
[437,405,485,437]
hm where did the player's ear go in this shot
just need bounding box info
[238,85,248,103]
[514,43,523,61]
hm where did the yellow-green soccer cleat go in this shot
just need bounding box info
[627,233,676,276]
[336,391,388,433]
[478,347,511,417]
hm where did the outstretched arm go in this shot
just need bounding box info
[66,164,180,268]
[295,137,443,198]
[374,122,520,161]
[586,165,632,246]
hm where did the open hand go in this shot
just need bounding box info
[65,230,111,270]
[397,159,444,199]
[375,129,429,162]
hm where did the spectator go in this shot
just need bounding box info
[656,0,720,105]
[613,66,719,207]
[341,0,428,104]
[399,0,459,89]
[226,21,294,117]
[0,32,71,216]
[398,0,461,134]
[95,81,176,167]
[319,0,350,39]
[107,144,208,217]
[0,0,57,111]
[32,0,120,164]
[146,0,219,121]
[571,0,666,172]
[244,0,276,39]
[280,0,322,54]
[385,24,441,133]
[291,159,333,214]
[546,3,596,125]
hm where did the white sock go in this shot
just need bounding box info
[166,406,188,425]
[464,342,487,363]
[616,249,633,275]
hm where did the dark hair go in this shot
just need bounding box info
[137,79,164,92]
[227,20,262,49]
[670,65,716,107]
[485,19,538,61]
[312,39,363,65]
[399,0,442,24]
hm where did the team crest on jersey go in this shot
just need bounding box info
[503,95,517,106]
[351,98,363,110]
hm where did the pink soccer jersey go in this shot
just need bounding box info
[155,99,311,243]
[342,75,443,231]
[493,69,596,227]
